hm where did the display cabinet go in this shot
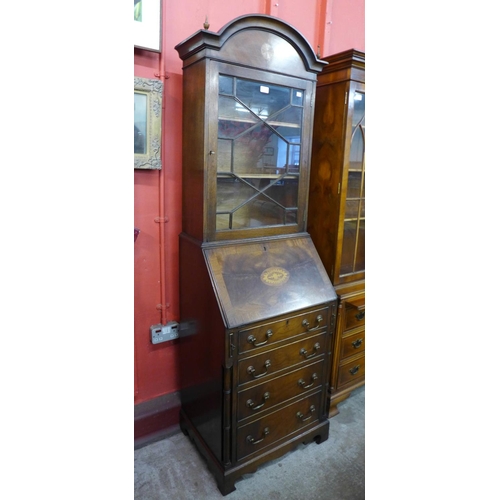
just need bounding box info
[308,49,365,416]
[175,15,337,495]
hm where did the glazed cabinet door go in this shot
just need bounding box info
[207,62,316,242]
[336,81,365,284]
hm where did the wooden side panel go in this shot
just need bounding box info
[178,233,226,462]
[307,80,346,281]
[181,61,209,241]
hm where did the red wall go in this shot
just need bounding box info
[134,0,365,406]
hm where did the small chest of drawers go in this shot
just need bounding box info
[328,283,365,417]
[234,306,332,462]
[179,301,336,495]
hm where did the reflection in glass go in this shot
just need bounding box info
[219,75,233,95]
[216,75,304,231]
[216,175,299,230]
[236,80,290,118]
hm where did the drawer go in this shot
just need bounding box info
[237,332,327,387]
[338,353,365,388]
[344,298,365,331]
[237,358,325,421]
[236,391,322,461]
[238,307,329,354]
[340,327,365,360]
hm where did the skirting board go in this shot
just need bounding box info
[135,391,181,449]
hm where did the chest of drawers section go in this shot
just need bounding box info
[329,286,365,417]
[231,304,335,463]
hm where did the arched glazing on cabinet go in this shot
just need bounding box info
[340,91,365,276]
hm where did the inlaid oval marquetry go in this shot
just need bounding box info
[260,266,290,286]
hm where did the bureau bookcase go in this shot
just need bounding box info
[175,15,337,495]
[308,49,365,416]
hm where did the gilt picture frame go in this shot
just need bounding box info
[134,0,162,52]
[134,77,163,170]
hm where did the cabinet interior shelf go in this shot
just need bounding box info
[217,173,299,179]
[219,116,301,128]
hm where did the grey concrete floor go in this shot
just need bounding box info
[134,386,365,499]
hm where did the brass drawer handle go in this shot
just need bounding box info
[246,427,270,445]
[349,365,360,375]
[300,342,321,359]
[298,373,318,389]
[246,392,270,410]
[247,360,271,379]
[355,311,365,321]
[296,405,316,422]
[351,338,363,348]
[302,314,323,332]
[247,329,273,347]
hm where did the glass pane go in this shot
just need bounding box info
[237,177,299,209]
[233,123,274,174]
[346,171,362,199]
[273,107,302,137]
[287,144,300,173]
[236,80,290,118]
[340,221,357,275]
[354,220,365,272]
[350,127,364,171]
[232,195,286,228]
[216,213,230,230]
[291,89,304,106]
[285,210,297,224]
[352,92,365,131]
[267,135,291,173]
[217,139,232,172]
[216,177,257,213]
[219,75,233,95]
[350,92,365,172]
[219,96,258,131]
[345,200,360,220]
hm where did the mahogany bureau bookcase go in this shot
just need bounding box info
[307,49,365,417]
[174,14,337,495]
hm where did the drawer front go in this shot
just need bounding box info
[236,391,322,461]
[237,332,327,387]
[238,307,329,354]
[338,354,365,388]
[345,302,365,331]
[237,358,325,421]
[340,328,365,360]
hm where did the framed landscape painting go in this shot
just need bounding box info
[134,0,162,52]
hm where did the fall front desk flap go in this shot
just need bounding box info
[203,235,337,329]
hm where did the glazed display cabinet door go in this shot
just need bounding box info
[217,74,307,231]
[209,63,315,242]
[339,87,365,279]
